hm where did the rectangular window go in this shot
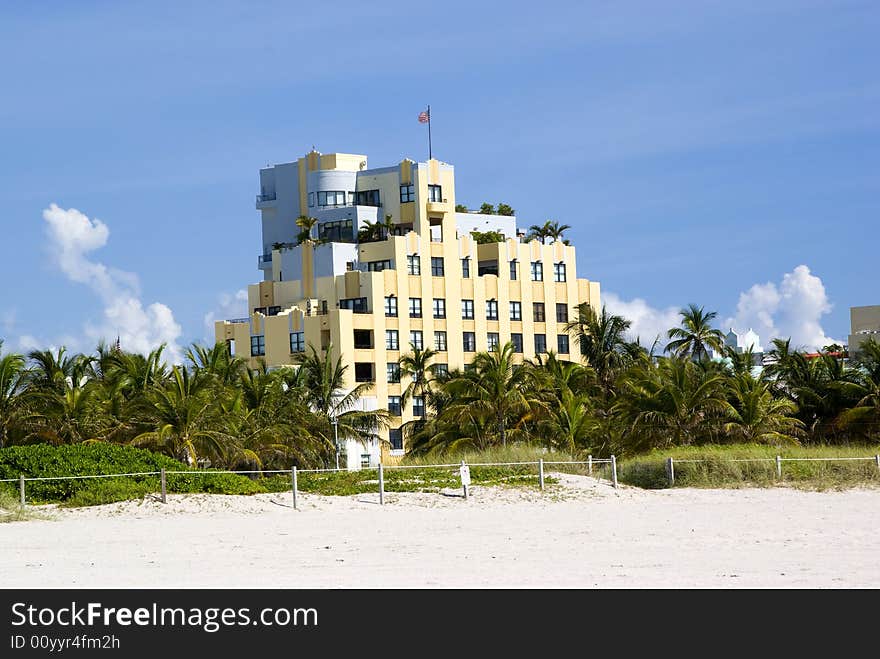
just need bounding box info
[430,223,443,242]
[431,257,445,276]
[428,184,443,202]
[409,297,422,318]
[353,330,373,349]
[413,396,426,418]
[410,330,424,350]
[407,254,421,275]
[557,334,570,354]
[554,262,567,282]
[250,335,265,357]
[340,297,369,313]
[384,296,398,317]
[387,363,401,383]
[367,259,392,272]
[534,334,547,354]
[289,332,305,353]
[463,332,476,352]
[400,184,415,203]
[433,363,448,378]
[556,303,568,323]
[354,363,374,382]
[318,219,354,243]
[511,333,523,353]
[510,301,522,321]
[509,260,517,280]
[487,332,500,350]
[308,192,315,207]
[388,396,402,417]
[389,427,403,451]
[461,258,471,278]
[355,189,381,207]
[433,298,446,319]
[531,261,543,281]
[317,190,346,208]
[434,331,447,352]
[385,330,399,351]
[461,299,475,320]
[486,300,499,321]
[533,302,546,322]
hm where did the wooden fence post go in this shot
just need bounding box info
[611,455,618,489]
[461,459,469,500]
[160,468,167,504]
[875,454,880,472]
[19,474,25,507]
[291,466,298,511]
[378,462,384,506]
[666,457,675,487]
[587,455,593,477]
[776,455,782,480]
[538,458,545,491]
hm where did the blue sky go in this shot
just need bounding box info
[1,0,877,357]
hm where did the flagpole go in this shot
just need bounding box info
[427,104,432,161]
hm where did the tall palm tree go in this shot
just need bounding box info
[186,342,246,386]
[665,304,725,361]
[527,220,553,244]
[546,220,572,243]
[398,344,438,417]
[565,303,641,393]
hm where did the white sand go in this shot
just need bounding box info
[2,473,878,588]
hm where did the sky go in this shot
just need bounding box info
[1,0,878,360]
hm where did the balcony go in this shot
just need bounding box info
[255,193,277,209]
[426,198,449,214]
[258,253,272,269]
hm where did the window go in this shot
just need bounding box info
[389,427,403,451]
[267,305,281,316]
[486,300,499,320]
[510,301,522,321]
[410,330,423,350]
[554,262,567,282]
[430,223,443,242]
[388,396,402,416]
[533,302,546,322]
[557,334,570,354]
[400,184,415,203]
[464,363,476,373]
[487,332,500,350]
[317,190,346,208]
[413,396,426,418]
[534,334,547,354]
[478,260,499,276]
[409,297,422,318]
[353,330,373,349]
[434,331,447,351]
[509,260,518,280]
[354,363,374,382]
[250,335,265,356]
[511,333,523,353]
[368,260,392,272]
[360,453,371,468]
[463,332,476,352]
[387,363,401,383]
[308,192,315,207]
[384,296,398,317]
[531,261,543,281]
[431,257,445,276]
[340,297,369,313]
[319,219,354,243]
[407,254,421,275]
[432,298,446,319]
[461,299,475,320]
[556,303,568,323]
[428,184,443,202]
[385,330,399,351]
[354,189,380,206]
[289,332,305,353]
[433,363,448,378]
[461,258,471,278]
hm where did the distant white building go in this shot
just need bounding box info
[709,328,765,367]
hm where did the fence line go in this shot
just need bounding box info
[664,454,880,486]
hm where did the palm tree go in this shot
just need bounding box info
[527,220,553,244]
[380,214,395,239]
[398,344,438,417]
[546,221,571,243]
[565,303,641,393]
[295,215,318,244]
[0,343,28,447]
[665,304,725,361]
[186,342,246,386]
[724,374,804,444]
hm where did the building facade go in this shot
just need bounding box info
[849,305,880,357]
[216,150,601,466]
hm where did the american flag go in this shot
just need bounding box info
[418,109,430,123]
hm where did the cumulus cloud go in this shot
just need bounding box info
[202,289,248,341]
[603,292,680,350]
[605,264,838,354]
[40,203,183,362]
[725,265,838,351]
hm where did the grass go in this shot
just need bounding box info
[0,490,46,523]
[618,444,880,490]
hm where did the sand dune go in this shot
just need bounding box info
[3,473,878,588]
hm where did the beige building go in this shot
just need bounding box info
[849,305,880,357]
[216,150,600,466]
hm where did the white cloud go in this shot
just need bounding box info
[603,292,680,351]
[725,265,837,351]
[40,203,184,362]
[202,289,248,342]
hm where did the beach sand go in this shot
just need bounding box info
[3,473,878,588]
